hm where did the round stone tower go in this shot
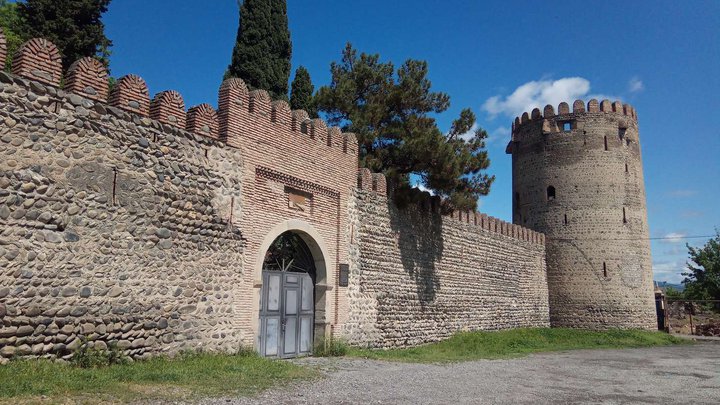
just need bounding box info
[507,99,656,329]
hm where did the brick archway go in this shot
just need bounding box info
[252,220,333,351]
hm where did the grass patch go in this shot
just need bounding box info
[313,337,350,357]
[348,328,688,363]
[0,351,317,403]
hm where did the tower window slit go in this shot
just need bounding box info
[604,136,608,151]
[564,214,568,225]
[623,207,627,224]
[547,186,556,201]
[603,262,608,278]
[625,163,629,173]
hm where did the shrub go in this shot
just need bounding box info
[313,337,349,357]
[71,340,128,368]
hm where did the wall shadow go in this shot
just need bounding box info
[387,192,444,307]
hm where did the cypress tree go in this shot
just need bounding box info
[0,0,25,69]
[226,0,292,100]
[17,0,113,71]
[290,66,316,117]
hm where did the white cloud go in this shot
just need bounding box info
[668,189,697,198]
[451,123,510,146]
[487,126,510,145]
[653,260,686,284]
[680,210,703,219]
[457,123,478,142]
[628,77,644,93]
[482,77,617,119]
[662,232,687,244]
[414,182,435,195]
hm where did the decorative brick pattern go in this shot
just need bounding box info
[343,132,358,156]
[358,168,373,191]
[150,90,186,128]
[109,74,150,116]
[248,89,271,117]
[328,127,343,149]
[65,57,109,102]
[217,78,249,142]
[291,109,309,132]
[186,103,219,139]
[12,38,62,86]
[371,173,387,196]
[0,28,6,69]
[271,100,291,125]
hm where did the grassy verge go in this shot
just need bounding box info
[348,328,688,363]
[0,351,317,404]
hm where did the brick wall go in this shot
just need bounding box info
[342,190,550,348]
[215,78,358,343]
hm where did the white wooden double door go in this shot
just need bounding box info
[258,270,314,358]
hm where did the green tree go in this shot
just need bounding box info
[290,66,316,117]
[663,286,684,300]
[0,0,25,70]
[682,230,720,303]
[315,43,494,211]
[226,0,291,100]
[17,0,112,71]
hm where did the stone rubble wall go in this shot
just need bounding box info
[343,191,550,348]
[0,72,246,361]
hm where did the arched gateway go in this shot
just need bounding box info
[256,222,329,358]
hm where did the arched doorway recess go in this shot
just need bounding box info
[257,225,329,358]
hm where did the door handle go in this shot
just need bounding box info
[281,318,286,332]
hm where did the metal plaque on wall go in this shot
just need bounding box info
[339,264,349,287]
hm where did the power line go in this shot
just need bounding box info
[647,235,714,241]
[553,235,714,242]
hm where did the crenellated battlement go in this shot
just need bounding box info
[511,99,637,136]
[0,36,358,158]
[356,169,544,245]
[445,208,545,245]
[0,34,548,250]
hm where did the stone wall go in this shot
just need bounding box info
[0,70,246,361]
[342,190,550,348]
[508,101,656,329]
[0,35,585,362]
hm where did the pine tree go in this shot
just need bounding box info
[226,0,292,100]
[316,44,494,211]
[17,0,112,71]
[290,66,316,117]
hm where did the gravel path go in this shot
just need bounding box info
[202,343,720,404]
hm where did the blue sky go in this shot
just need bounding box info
[96,0,719,283]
